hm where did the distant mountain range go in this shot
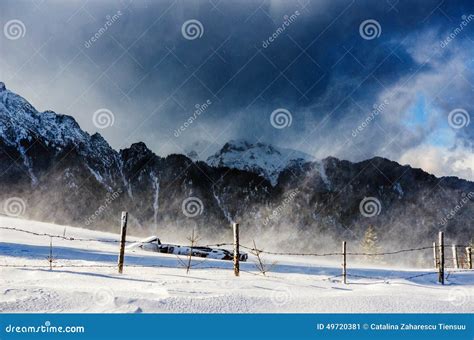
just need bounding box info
[0,81,472,252]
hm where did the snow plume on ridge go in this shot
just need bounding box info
[1,82,473,260]
[206,139,315,185]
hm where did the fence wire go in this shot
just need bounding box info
[1,226,469,258]
[1,226,472,284]
[0,226,132,243]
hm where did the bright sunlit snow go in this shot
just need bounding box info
[1,216,472,313]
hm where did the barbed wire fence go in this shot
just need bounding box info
[0,217,472,286]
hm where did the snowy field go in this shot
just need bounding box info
[0,216,472,313]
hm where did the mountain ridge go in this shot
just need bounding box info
[0,82,472,256]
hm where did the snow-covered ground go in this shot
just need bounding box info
[0,216,472,313]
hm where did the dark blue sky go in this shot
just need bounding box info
[1,0,473,180]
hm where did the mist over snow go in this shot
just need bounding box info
[0,78,472,264]
[1,216,473,313]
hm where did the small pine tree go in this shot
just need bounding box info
[361,225,380,261]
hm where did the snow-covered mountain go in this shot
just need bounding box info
[0,81,122,190]
[207,139,315,185]
[183,139,221,161]
[0,82,472,251]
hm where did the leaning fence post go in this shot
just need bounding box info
[438,231,444,285]
[452,244,459,269]
[342,241,347,284]
[466,247,472,269]
[49,236,53,271]
[233,222,240,277]
[118,211,128,274]
[433,242,438,269]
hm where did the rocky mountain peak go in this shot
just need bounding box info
[207,139,315,185]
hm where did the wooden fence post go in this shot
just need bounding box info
[438,231,444,285]
[342,241,347,284]
[433,242,438,269]
[233,222,240,277]
[452,245,459,269]
[49,236,53,271]
[118,211,128,274]
[466,247,472,269]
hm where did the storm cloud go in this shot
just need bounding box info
[1,0,473,179]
